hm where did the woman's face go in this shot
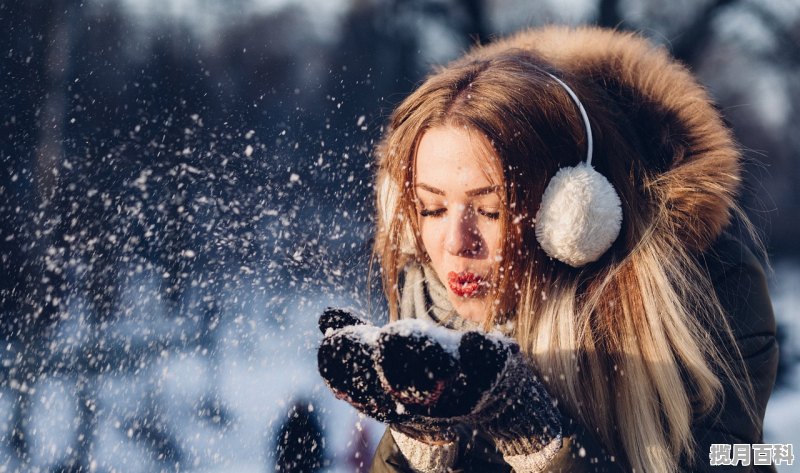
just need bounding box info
[414,125,504,323]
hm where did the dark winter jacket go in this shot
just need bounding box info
[369,232,779,472]
[688,232,779,473]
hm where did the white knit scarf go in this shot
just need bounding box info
[397,262,482,331]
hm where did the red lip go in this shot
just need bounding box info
[447,271,484,298]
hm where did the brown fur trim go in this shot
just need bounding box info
[462,26,741,252]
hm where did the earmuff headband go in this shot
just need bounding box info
[545,73,594,166]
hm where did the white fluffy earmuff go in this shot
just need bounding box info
[534,74,622,267]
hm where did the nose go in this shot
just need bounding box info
[444,206,482,257]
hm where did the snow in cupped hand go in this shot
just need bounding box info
[316,306,561,453]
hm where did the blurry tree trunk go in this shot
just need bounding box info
[462,0,489,45]
[35,4,72,207]
[70,375,98,470]
[10,389,31,463]
[0,0,72,337]
[389,0,421,88]
[671,0,738,65]
[1,0,80,465]
[597,0,623,28]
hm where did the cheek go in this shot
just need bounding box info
[481,223,503,258]
[418,220,443,260]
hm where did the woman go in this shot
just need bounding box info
[317,26,778,472]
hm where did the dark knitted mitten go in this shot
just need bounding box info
[316,308,457,443]
[374,320,563,459]
[318,308,562,457]
[460,332,563,458]
[374,320,502,418]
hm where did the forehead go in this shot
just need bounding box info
[414,125,501,189]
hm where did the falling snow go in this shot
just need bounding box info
[2,0,800,472]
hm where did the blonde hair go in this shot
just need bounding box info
[372,30,760,472]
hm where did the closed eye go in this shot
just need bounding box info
[478,209,500,220]
[420,207,500,219]
[419,208,446,218]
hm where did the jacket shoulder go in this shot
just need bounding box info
[687,232,778,469]
[702,232,776,341]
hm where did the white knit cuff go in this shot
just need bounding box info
[390,428,458,473]
[502,435,562,473]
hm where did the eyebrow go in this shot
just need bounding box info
[415,183,499,197]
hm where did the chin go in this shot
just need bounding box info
[450,297,489,323]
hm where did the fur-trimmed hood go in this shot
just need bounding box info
[463,26,741,252]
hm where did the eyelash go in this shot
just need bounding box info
[419,208,445,218]
[418,208,501,220]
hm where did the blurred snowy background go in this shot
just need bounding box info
[1,0,799,472]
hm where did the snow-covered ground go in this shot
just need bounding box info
[765,371,800,473]
[0,260,383,472]
[1,259,797,472]
[764,259,800,473]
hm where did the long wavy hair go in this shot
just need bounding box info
[372,28,759,473]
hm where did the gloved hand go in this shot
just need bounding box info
[317,308,459,443]
[317,307,563,458]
